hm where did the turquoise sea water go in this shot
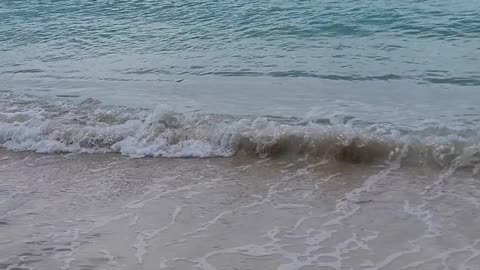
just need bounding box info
[1,0,480,156]
[1,0,479,85]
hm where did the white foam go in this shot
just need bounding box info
[1,94,480,166]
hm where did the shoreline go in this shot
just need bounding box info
[1,149,479,269]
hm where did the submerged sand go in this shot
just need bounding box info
[1,149,479,270]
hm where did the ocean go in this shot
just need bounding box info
[1,1,480,269]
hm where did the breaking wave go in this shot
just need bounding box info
[1,94,480,170]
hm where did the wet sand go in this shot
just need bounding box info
[1,150,479,270]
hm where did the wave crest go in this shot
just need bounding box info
[1,95,480,170]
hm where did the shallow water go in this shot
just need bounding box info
[1,150,480,270]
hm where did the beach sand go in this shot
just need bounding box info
[1,149,479,270]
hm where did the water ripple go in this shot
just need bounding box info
[0,0,479,86]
